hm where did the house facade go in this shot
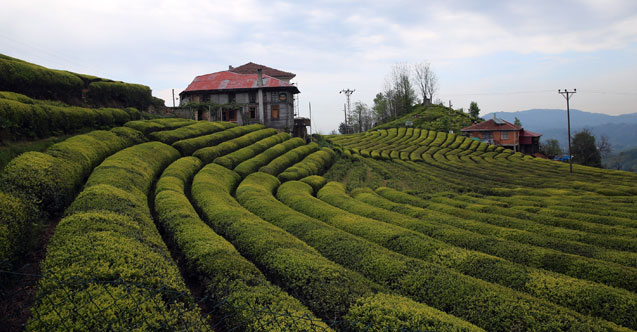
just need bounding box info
[461,116,541,154]
[179,63,300,131]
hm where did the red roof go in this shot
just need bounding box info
[520,129,542,138]
[229,62,296,79]
[182,71,300,93]
[461,118,521,132]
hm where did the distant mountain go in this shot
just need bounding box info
[483,109,637,152]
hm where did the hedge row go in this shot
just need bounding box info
[154,157,330,331]
[214,132,291,169]
[149,121,235,144]
[0,54,156,109]
[86,81,153,110]
[0,95,141,141]
[233,172,485,332]
[368,187,637,293]
[313,183,637,328]
[28,142,208,331]
[0,127,145,266]
[193,128,278,164]
[191,163,380,321]
[427,195,637,259]
[233,137,305,178]
[124,118,196,135]
[172,124,265,156]
[259,142,320,176]
[278,147,337,182]
[240,175,625,332]
[0,55,83,102]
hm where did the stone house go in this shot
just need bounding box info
[179,63,300,132]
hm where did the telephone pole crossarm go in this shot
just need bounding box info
[340,89,355,134]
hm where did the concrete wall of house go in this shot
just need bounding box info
[183,90,296,132]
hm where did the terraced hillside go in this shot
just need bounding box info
[1,122,636,331]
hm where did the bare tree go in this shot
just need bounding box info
[597,135,613,159]
[413,61,438,105]
[388,63,416,117]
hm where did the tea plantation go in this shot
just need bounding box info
[1,122,636,331]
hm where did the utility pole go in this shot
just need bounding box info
[558,89,576,173]
[172,89,176,108]
[448,100,453,133]
[340,89,355,134]
[309,101,312,136]
[343,103,348,134]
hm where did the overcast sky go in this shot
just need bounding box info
[2,0,637,133]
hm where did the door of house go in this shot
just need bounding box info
[222,109,237,122]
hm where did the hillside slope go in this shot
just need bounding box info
[1,121,636,331]
[374,104,479,132]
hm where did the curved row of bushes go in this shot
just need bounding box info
[233,137,305,178]
[191,163,377,321]
[381,190,637,268]
[0,54,156,110]
[425,194,637,255]
[193,165,484,331]
[28,142,208,331]
[0,94,141,141]
[149,121,235,144]
[259,142,320,176]
[245,176,627,332]
[124,118,195,135]
[154,157,331,331]
[172,124,265,156]
[0,127,145,265]
[312,183,637,328]
[193,128,278,164]
[214,132,291,169]
[278,147,337,182]
[363,186,637,293]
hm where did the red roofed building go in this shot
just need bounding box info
[179,63,300,132]
[461,115,542,154]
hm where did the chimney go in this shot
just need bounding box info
[257,68,263,87]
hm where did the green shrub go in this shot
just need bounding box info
[278,148,337,182]
[124,118,196,135]
[0,56,83,102]
[214,132,290,169]
[154,157,332,331]
[0,192,29,264]
[193,128,278,163]
[299,175,327,194]
[28,141,206,331]
[233,137,305,178]
[191,163,376,320]
[149,121,234,144]
[345,293,485,332]
[275,181,630,332]
[86,81,153,110]
[259,142,319,176]
[316,183,637,328]
[172,124,264,156]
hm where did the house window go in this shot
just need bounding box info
[271,92,277,101]
[229,93,236,103]
[249,106,257,119]
[249,92,257,103]
[482,132,492,140]
[501,131,509,139]
[271,105,279,120]
[202,94,210,102]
